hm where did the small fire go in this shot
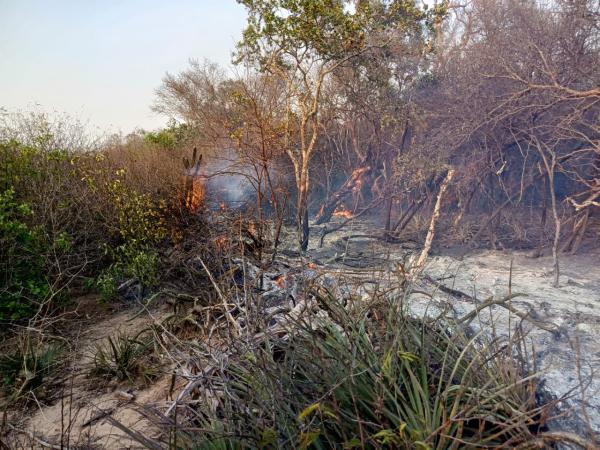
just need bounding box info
[247,222,258,236]
[275,275,286,289]
[220,201,226,211]
[350,167,370,193]
[333,205,354,219]
[215,235,229,250]
[307,262,317,269]
[185,178,205,212]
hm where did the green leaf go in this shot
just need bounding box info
[298,402,321,422]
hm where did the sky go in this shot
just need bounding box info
[0,0,247,134]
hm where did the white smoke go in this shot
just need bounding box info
[194,147,253,208]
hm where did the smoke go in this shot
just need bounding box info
[194,147,253,209]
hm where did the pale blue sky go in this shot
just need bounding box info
[0,1,247,133]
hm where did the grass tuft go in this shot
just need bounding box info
[166,288,545,448]
[89,331,159,384]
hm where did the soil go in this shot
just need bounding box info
[5,218,600,447]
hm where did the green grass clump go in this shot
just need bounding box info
[170,289,543,449]
[0,333,62,404]
[90,331,159,384]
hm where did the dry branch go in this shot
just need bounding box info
[409,168,455,279]
[315,165,372,225]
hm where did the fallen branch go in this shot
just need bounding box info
[409,168,455,280]
[315,165,372,225]
[456,293,562,336]
[164,297,316,417]
[516,431,598,449]
[423,274,477,302]
[81,407,115,428]
[103,415,164,450]
[318,198,384,248]
[198,257,241,338]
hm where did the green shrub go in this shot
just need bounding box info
[1,112,177,316]
[95,271,118,302]
[0,188,49,322]
[0,333,62,404]
[171,290,543,449]
[143,122,189,150]
[90,331,159,384]
[94,171,166,299]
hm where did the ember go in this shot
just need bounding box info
[247,222,258,236]
[215,235,229,250]
[275,275,286,288]
[333,205,354,219]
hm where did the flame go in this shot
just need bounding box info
[215,235,229,250]
[350,167,370,193]
[247,222,258,236]
[275,275,286,289]
[307,262,317,269]
[333,205,354,219]
[185,178,205,212]
[220,201,226,211]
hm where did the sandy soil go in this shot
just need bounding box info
[6,299,178,449]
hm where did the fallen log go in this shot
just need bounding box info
[315,165,372,224]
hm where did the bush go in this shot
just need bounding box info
[0,188,49,322]
[90,331,159,384]
[95,171,167,298]
[1,112,176,311]
[170,290,543,449]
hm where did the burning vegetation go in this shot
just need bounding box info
[332,205,354,219]
[2,0,599,448]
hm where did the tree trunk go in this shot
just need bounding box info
[296,163,310,252]
[542,159,560,288]
[384,194,393,233]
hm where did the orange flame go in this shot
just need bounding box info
[215,235,229,250]
[333,205,354,219]
[247,222,258,236]
[275,275,286,289]
[185,178,205,212]
[350,167,369,193]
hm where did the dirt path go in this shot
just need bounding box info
[7,299,178,449]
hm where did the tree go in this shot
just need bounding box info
[413,0,599,282]
[235,0,430,251]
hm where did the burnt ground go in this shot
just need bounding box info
[6,217,600,448]
[298,218,600,441]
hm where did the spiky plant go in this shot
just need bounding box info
[90,331,158,384]
[167,289,545,449]
[0,333,62,404]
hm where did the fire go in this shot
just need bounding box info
[215,235,229,251]
[220,201,226,211]
[275,275,286,288]
[185,178,205,212]
[247,222,258,236]
[350,167,370,193]
[333,205,354,219]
